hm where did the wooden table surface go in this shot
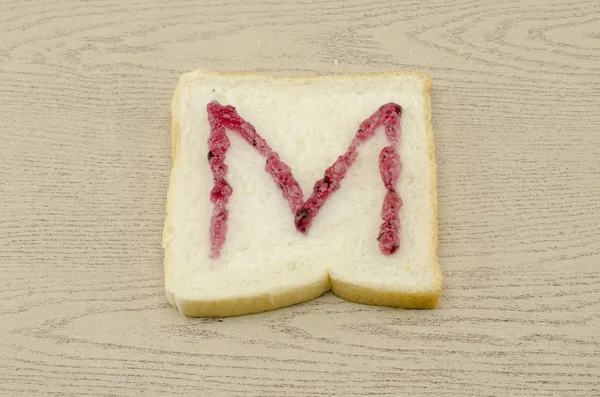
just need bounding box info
[1,1,599,396]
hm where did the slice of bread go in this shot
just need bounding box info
[162,69,442,317]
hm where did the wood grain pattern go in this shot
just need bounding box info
[1,0,599,395]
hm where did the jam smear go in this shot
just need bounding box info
[206,101,403,258]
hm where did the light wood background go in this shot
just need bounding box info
[1,0,599,396]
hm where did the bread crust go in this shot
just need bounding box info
[163,69,442,317]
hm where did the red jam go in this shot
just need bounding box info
[206,102,403,258]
